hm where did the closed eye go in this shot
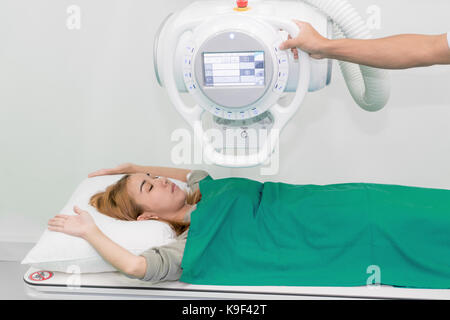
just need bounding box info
[140,180,153,193]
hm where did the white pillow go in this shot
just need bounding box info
[22,174,188,273]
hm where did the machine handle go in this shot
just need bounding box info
[264,17,311,128]
[163,19,205,123]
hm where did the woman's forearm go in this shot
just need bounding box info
[133,165,191,182]
[83,227,147,278]
[322,34,450,69]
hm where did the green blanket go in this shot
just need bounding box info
[180,176,450,288]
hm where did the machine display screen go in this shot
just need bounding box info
[203,51,265,87]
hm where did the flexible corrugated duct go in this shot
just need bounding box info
[302,0,390,112]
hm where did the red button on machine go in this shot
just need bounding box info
[234,0,250,11]
[237,0,248,8]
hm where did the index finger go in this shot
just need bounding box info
[292,19,307,26]
[88,168,113,178]
[54,214,70,219]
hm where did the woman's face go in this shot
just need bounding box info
[126,173,186,219]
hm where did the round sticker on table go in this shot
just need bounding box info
[29,271,53,281]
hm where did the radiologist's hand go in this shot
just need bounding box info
[48,206,99,239]
[87,162,139,178]
[279,20,330,59]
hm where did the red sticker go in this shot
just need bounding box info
[29,271,53,281]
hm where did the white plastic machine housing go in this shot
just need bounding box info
[154,1,331,167]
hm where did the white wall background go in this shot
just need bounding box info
[0,0,449,250]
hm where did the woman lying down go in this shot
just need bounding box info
[48,163,202,282]
[48,163,450,288]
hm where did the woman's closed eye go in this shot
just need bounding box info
[143,173,160,192]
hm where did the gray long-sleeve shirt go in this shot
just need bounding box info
[123,169,209,282]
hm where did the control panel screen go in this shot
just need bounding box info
[203,51,265,87]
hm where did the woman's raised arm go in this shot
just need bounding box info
[133,165,191,182]
[88,163,191,182]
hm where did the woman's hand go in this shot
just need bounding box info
[49,206,146,278]
[88,162,139,178]
[48,206,99,239]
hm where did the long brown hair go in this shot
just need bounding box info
[89,175,200,236]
